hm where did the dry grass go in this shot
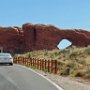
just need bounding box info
[15,45,90,78]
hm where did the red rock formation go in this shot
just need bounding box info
[0,23,90,53]
[0,27,24,53]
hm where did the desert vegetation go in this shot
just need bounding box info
[15,46,90,78]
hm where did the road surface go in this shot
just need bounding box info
[0,64,63,90]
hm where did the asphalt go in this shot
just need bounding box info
[0,64,63,90]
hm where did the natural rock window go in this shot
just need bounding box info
[57,39,72,49]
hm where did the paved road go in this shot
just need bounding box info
[0,64,63,90]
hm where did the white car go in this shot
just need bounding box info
[0,53,13,65]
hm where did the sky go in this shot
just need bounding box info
[57,39,72,49]
[0,0,90,49]
[0,0,90,30]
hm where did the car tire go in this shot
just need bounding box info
[9,63,13,65]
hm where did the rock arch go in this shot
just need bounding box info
[0,23,90,53]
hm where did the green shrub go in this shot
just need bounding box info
[70,70,85,77]
[27,53,32,58]
[77,59,86,65]
[69,52,77,58]
[84,46,90,55]
[84,70,90,78]
[60,66,70,76]
[44,49,48,56]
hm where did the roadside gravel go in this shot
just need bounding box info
[34,69,90,90]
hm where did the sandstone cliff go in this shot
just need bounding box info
[0,23,90,53]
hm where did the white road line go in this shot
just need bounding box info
[18,65,64,90]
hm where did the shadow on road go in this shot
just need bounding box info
[0,63,12,66]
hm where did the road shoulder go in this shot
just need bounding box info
[28,68,90,90]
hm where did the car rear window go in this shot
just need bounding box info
[0,53,12,57]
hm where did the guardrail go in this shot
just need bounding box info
[14,57,61,74]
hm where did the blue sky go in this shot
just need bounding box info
[0,0,90,30]
[0,0,90,49]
